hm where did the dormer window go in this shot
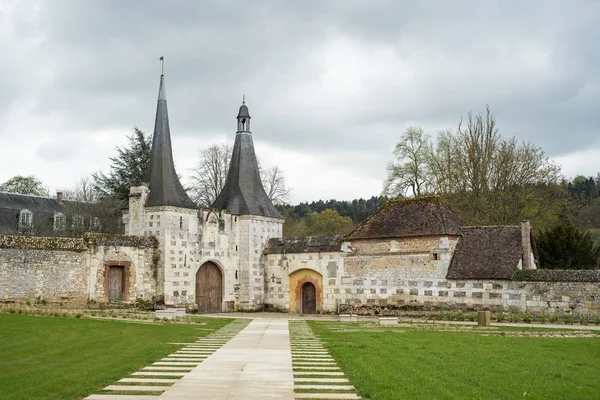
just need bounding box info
[19,209,33,231]
[53,212,66,231]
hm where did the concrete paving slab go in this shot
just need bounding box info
[295,378,349,383]
[104,385,170,392]
[295,385,355,390]
[118,379,179,384]
[132,372,187,377]
[293,362,337,365]
[294,372,345,376]
[86,395,160,399]
[153,362,202,366]
[294,394,361,399]
[143,367,194,371]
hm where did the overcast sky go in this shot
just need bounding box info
[1,1,599,203]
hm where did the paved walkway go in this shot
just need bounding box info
[160,318,294,399]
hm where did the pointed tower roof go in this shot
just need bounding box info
[145,72,197,209]
[211,102,283,219]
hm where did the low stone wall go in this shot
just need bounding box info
[339,278,600,317]
[0,234,159,307]
[0,246,87,306]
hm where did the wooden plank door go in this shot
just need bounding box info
[108,266,123,301]
[196,263,222,313]
[302,282,316,314]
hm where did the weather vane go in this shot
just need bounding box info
[159,56,164,75]
[243,94,245,105]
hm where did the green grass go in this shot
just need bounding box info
[0,314,232,400]
[309,321,600,400]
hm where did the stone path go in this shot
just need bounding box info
[289,321,361,399]
[85,318,360,399]
[84,319,250,399]
[159,318,294,399]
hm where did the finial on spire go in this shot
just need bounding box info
[159,56,164,75]
[242,94,245,105]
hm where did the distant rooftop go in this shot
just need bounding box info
[345,196,464,240]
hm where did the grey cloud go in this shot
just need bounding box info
[2,0,600,197]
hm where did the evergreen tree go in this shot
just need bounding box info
[92,127,152,201]
[536,217,600,270]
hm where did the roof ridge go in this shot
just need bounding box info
[0,191,56,200]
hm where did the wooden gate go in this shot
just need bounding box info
[196,262,222,313]
[302,282,316,314]
[108,266,123,301]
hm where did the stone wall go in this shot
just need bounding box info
[265,234,600,317]
[0,236,88,306]
[0,234,158,307]
[265,250,345,312]
[338,279,600,317]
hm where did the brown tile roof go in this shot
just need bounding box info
[446,226,523,280]
[345,196,464,240]
[264,235,343,254]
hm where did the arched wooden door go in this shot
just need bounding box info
[302,282,316,314]
[196,262,222,313]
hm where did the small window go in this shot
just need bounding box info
[90,217,101,232]
[432,253,439,261]
[53,213,66,231]
[179,216,183,228]
[72,215,84,230]
[19,209,33,231]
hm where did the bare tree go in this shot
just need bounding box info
[189,143,292,206]
[64,176,98,202]
[261,165,292,205]
[428,106,563,226]
[383,126,431,197]
[189,143,232,207]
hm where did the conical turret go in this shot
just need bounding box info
[212,101,282,219]
[145,72,197,209]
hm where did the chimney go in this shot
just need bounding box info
[521,220,534,270]
[56,191,63,202]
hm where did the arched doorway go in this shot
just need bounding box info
[195,262,222,312]
[302,282,317,314]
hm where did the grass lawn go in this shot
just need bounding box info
[0,314,232,400]
[309,321,600,400]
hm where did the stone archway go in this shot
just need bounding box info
[289,269,323,314]
[195,262,223,312]
[301,282,317,314]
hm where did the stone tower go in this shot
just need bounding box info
[125,72,199,305]
[212,100,284,309]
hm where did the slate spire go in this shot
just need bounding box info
[145,69,197,209]
[211,101,283,219]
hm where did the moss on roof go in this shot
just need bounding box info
[446,226,523,280]
[345,196,464,240]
